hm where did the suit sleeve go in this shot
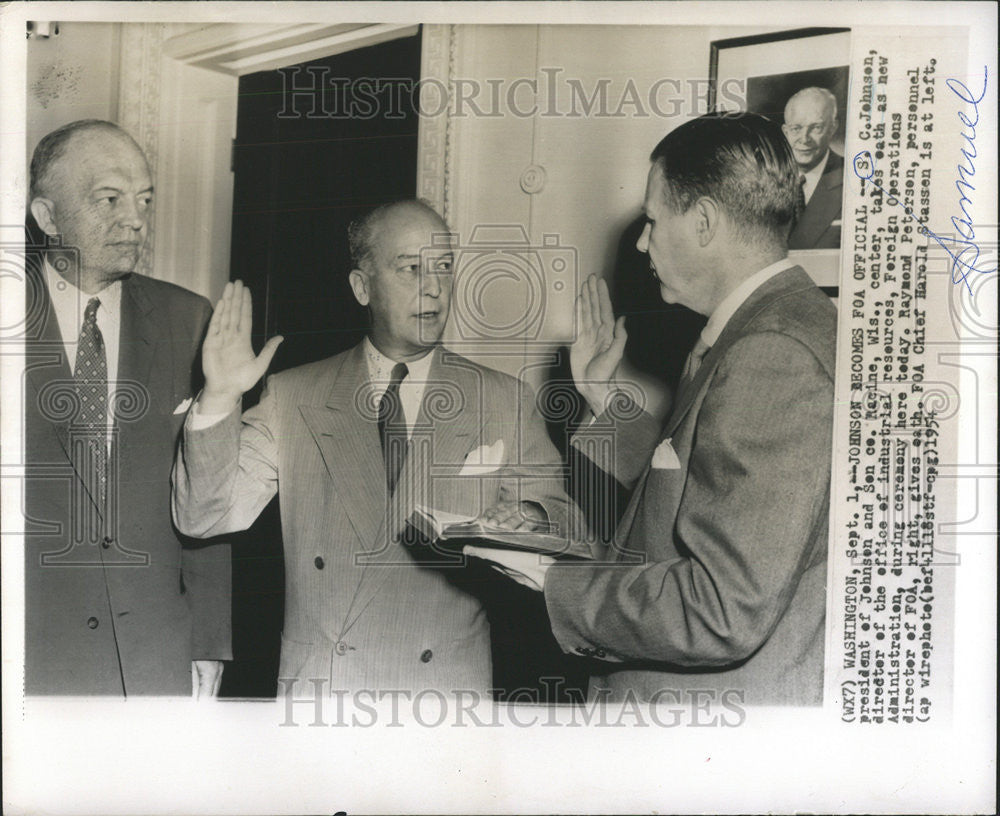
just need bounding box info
[543,332,833,666]
[173,378,281,539]
[498,378,588,544]
[177,296,232,661]
[569,395,663,490]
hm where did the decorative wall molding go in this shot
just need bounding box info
[416,24,455,223]
[117,23,166,277]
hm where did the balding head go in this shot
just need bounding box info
[30,119,144,200]
[782,87,838,173]
[346,199,454,360]
[348,199,447,273]
[29,120,153,293]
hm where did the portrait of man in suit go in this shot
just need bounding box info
[24,120,231,697]
[172,199,581,695]
[473,112,837,706]
[783,86,845,250]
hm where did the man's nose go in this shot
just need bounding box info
[118,197,146,230]
[636,222,650,253]
[420,270,442,297]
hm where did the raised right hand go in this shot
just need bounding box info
[200,280,282,414]
[569,275,627,417]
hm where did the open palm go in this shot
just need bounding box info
[201,280,282,412]
[569,275,627,416]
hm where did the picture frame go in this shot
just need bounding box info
[709,27,852,293]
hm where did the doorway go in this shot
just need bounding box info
[220,31,422,698]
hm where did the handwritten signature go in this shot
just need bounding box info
[852,67,994,292]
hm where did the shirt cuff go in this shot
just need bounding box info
[189,405,234,430]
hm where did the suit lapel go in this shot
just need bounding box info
[616,268,811,557]
[24,260,73,456]
[299,344,387,548]
[660,266,815,440]
[23,259,111,518]
[792,153,844,248]
[387,347,476,533]
[117,275,158,396]
[351,348,477,618]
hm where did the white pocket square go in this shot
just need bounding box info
[459,440,505,476]
[172,397,193,415]
[651,438,681,470]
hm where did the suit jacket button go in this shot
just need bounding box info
[101,537,113,549]
[420,649,433,663]
[314,556,325,569]
[334,640,349,656]
[595,648,607,658]
[575,647,587,655]
[87,617,99,629]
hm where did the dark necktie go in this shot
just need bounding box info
[73,297,108,506]
[377,362,409,492]
[796,173,808,216]
[679,336,710,391]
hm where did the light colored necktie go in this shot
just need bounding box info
[679,336,711,390]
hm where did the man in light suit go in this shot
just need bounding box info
[783,86,845,249]
[172,200,579,695]
[474,113,836,705]
[24,120,231,696]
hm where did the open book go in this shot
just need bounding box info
[405,505,592,560]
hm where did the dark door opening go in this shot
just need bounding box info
[220,32,422,698]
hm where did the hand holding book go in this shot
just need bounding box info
[405,504,592,560]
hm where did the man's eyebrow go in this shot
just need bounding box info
[395,251,453,260]
[91,184,155,195]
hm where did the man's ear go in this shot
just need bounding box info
[348,269,370,306]
[693,197,720,247]
[30,198,58,236]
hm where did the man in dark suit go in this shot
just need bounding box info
[172,200,581,695]
[472,113,836,706]
[24,120,231,696]
[783,86,844,249]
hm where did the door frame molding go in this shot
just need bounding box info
[123,21,439,301]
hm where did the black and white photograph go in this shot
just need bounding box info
[710,28,851,252]
[1,3,995,815]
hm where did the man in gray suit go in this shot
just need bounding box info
[783,86,844,249]
[473,112,836,706]
[172,200,579,695]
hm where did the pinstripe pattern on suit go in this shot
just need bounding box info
[174,341,580,692]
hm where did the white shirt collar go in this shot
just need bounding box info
[364,337,435,385]
[44,257,123,330]
[801,149,830,204]
[700,258,796,347]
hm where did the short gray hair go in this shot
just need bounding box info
[29,119,140,200]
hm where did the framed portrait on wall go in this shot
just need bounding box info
[709,27,852,294]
